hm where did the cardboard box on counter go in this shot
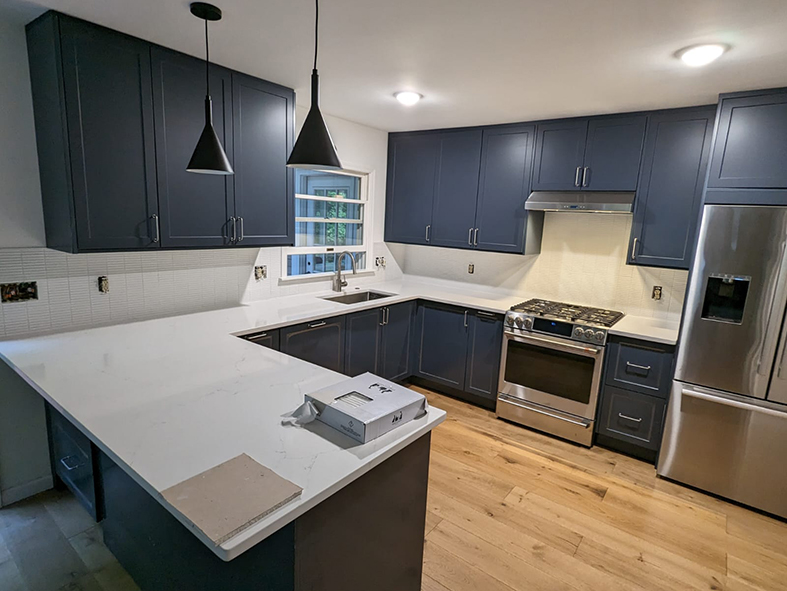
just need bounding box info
[305,373,428,444]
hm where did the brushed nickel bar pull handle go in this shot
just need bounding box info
[425,224,431,243]
[379,308,385,326]
[474,228,479,246]
[618,413,642,423]
[60,455,83,471]
[464,310,468,328]
[477,311,497,319]
[626,361,651,372]
[238,216,244,242]
[631,237,638,260]
[229,217,237,243]
[468,228,473,245]
[151,214,160,243]
[574,166,582,187]
[385,307,390,325]
[308,320,326,329]
[582,167,590,187]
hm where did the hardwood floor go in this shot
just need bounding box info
[2,388,785,590]
[418,388,787,591]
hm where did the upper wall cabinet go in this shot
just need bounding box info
[532,115,647,192]
[628,106,715,270]
[705,89,787,200]
[28,14,159,251]
[385,125,541,254]
[26,11,295,253]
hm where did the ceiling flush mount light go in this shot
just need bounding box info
[394,91,423,106]
[287,0,342,170]
[676,43,729,67]
[187,2,234,175]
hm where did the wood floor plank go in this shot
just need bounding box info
[727,554,787,591]
[421,573,452,591]
[422,539,515,591]
[427,520,576,591]
[727,509,787,559]
[425,511,443,537]
[68,526,141,591]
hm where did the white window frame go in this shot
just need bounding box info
[281,168,372,280]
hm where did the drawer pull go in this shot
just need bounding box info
[618,413,643,423]
[476,310,497,319]
[307,321,327,329]
[254,332,267,338]
[60,455,84,471]
[626,361,651,373]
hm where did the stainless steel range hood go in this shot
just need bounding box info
[525,191,634,214]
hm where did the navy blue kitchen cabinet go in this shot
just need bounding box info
[151,47,234,248]
[532,120,588,191]
[430,130,483,249]
[345,308,383,377]
[412,302,502,408]
[384,133,440,245]
[27,11,295,253]
[27,14,159,252]
[595,335,675,463]
[707,88,787,190]
[412,302,469,390]
[281,316,346,374]
[475,125,540,253]
[231,73,295,246]
[532,115,647,192]
[379,301,415,382]
[628,106,715,269]
[464,311,504,401]
[244,329,281,351]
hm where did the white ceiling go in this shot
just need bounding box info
[6,0,787,131]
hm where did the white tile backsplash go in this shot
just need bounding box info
[388,213,688,321]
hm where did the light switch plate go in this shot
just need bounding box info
[652,285,663,300]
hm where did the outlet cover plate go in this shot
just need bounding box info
[1,282,38,303]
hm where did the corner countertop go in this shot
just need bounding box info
[0,277,679,561]
[608,315,680,345]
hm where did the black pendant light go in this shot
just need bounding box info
[287,0,342,170]
[187,2,234,175]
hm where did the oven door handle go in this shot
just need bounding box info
[506,331,600,357]
[498,394,592,428]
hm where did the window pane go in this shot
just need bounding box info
[295,170,360,200]
[295,199,363,221]
[287,252,366,276]
[295,222,363,247]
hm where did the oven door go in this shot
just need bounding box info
[499,330,604,420]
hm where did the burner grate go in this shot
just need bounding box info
[511,298,624,327]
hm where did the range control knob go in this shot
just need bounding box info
[573,327,585,339]
[594,331,605,343]
[514,316,524,328]
[523,317,533,330]
[506,315,515,326]
[584,329,596,341]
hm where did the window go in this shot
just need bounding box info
[283,169,369,277]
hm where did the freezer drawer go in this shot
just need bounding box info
[658,381,787,519]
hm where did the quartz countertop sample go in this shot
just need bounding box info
[0,277,680,560]
[608,315,681,345]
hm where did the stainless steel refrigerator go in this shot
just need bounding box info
[658,204,787,519]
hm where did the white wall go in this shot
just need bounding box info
[389,213,689,321]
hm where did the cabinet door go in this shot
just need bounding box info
[232,73,294,246]
[380,301,415,382]
[532,120,587,191]
[475,125,535,253]
[430,130,483,249]
[629,107,715,269]
[281,316,346,374]
[59,18,158,250]
[582,115,647,191]
[413,302,468,390]
[245,329,280,350]
[151,47,234,248]
[384,134,439,245]
[345,308,383,377]
[707,92,787,189]
[464,311,503,401]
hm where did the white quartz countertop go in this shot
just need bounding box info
[608,315,680,345]
[0,277,679,560]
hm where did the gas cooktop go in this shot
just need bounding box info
[510,299,625,328]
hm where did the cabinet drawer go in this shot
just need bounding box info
[48,407,99,519]
[597,386,666,450]
[605,338,674,397]
[245,329,280,350]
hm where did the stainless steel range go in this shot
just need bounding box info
[496,299,624,446]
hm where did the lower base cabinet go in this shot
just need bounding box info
[281,317,346,374]
[244,329,280,350]
[345,302,415,381]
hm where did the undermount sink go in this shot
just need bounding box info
[322,290,394,305]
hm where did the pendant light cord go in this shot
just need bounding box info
[313,0,318,70]
[204,18,210,96]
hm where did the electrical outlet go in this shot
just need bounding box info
[97,276,109,294]
[652,285,663,300]
[468,263,475,274]
[1,282,38,303]
[254,265,267,281]
[374,256,387,269]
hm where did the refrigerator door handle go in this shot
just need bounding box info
[758,240,787,376]
[682,386,787,419]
